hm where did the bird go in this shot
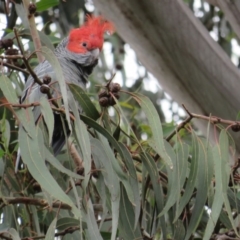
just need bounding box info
[15,16,114,171]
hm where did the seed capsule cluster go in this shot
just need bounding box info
[0,38,26,69]
[98,82,121,107]
[0,39,13,50]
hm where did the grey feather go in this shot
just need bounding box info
[15,37,99,172]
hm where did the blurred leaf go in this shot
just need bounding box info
[36,0,59,12]
[57,217,83,230]
[118,185,142,239]
[217,130,239,235]
[174,142,189,218]
[69,95,91,188]
[141,153,166,239]
[45,218,57,240]
[39,46,71,132]
[131,92,172,168]
[0,75,19,103]
[40,97,54,145]
[173,220,186,240]
[20,29,55,51]
[91,137,120,240]
[15,3,29,29]
[176,133,199,219]
[118,143,141,229]
[45,148,84,179]
[80,115,129,166]
[184,138,214,240]
[85,199,103,240]
[203,145,225,239]
[69,84,100,120]
[158,141,179,218]
[19,125,80,216]
[0,118,10,149]
[236,111,240,121]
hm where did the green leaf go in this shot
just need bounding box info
[216,130,239,235]
[141,153,166,239]
[91,138,120,240]
[118,143,141,229]
[4,228,21,240]
[173,220,186,240]
[174,142,189,219]
[40,97,54,145]
[45,218,57,240]
[203,145,225,239]
[69,84,100,120]
[44,147,84,180]
[80,115,131,164]
[176,133,199,219]
[118,185,142,240]
[19,29,55,51]
[36,0,59,12]
[131,92,172,168]
[85,199,103,240]
[69,95,91,188]
[158,140,182,218]
[0,75,19,103]
[19,125,80,217]
[184,138,214,240]
[39,46,71,132]
[57,217,83,230]
[0,119,10,149]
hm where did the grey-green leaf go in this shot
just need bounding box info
[45,218,57,240]
[40,97,54,145]
[69,83,99,120]
[131,92,172,168]
[39,46,71,132]
[19,125,80,217]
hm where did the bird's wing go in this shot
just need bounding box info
[21,60,55,122]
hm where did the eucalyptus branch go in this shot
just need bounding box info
[13,28,43,86]
[0,55,24,59]
[0,60,29,74]
[21,0,44,62]
[0,196,71,210]
[182,104,238,126]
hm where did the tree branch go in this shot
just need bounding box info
[0,60,29,75]
[14,28,43,86]
[21,0,44,62]
[0,196,71,210]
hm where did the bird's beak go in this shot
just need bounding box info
[91,48,100,59]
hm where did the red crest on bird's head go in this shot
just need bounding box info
[67,15,114,53]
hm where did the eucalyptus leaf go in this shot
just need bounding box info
[131,92,172,168]
[40,97,54,145]
[45,218,57,240]
[36,0,59,12]
[69,83,99,120]
[19,125,80,217]
[39,46,71,132]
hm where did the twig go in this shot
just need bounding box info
[165,115,193,142]
[0,196,71,210]
[22,0,44,62]
[13,28,43,86]
[68,140,84,170]
[182,104,236,125]
[0,55,24,59]
[0,60,29,74]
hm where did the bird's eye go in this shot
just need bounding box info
[82,42,87,47]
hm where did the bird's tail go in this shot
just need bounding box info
[51,113,71,155]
